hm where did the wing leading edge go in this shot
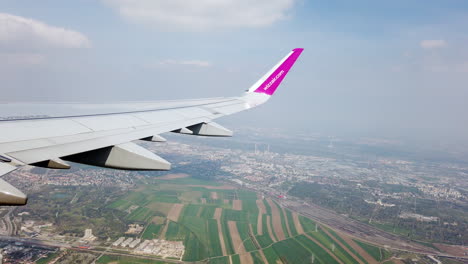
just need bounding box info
[0,48,304,205]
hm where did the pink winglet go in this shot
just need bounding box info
[253,48,303,95]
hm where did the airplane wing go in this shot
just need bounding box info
[0,48,303,205]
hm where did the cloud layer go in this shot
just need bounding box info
[103,0,295,31]
[0,13,91,50]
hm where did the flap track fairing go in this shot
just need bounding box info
[63,142,171,171]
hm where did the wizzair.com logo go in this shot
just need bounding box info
[263,70,285,91]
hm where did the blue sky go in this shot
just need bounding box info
[1,0,468,145]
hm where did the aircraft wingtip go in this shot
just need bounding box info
[247,48,304,96]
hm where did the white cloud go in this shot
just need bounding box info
[0,13,91,49]
[420,39,447,49]
[103,0,295,31]
[158,59,212,67]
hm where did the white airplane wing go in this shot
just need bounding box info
[0,48,303,205]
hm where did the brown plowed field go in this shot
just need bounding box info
[233,200,242,210]
[292,212,304,234]
[146,202,173,216]
[211,192,219,199]
[321,227,367,264]
[256,200,266,235]
[337,231,378,264]
[266,199,285,241]
[258,250,269,264]
[257,213,263,235]
[213,208,227,256]
[256,199,266,214]
[239,253,253,264]
[435,243,468,257]
[228,221,247,254]
[214,208,222,220]
[167,203,184,222]
[160,221,169,239]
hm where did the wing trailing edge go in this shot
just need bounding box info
[140,135,167,142]
[0,163,27,205]
[63,142,171,171]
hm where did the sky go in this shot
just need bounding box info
[1,0,468,146]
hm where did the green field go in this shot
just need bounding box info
[354,239,392,262]
[200,206,216,218]
[165,221,189,241]
[127,207,153,221]
[306,227,359,264]
[251,251,265,264]
[285,209,299,236]
[181,204,202,217]
[221,220,236,255]
[207,219,224,256]
[99,176,395,263]
[208,256,231,264]
[183,232,208,261]
[325,227,369,264]
[236,221,257,251]
[231,254,241,264]
[256,215,275,247]
[299,215,318,232]
[15,170,407,264]
[296,234,340,264]
[141,223,163,239]
[272,238,312,263]
[263,247,281,264]
[263,199,272,215]
[222,209,248,222]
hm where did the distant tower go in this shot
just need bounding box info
[267,144,270,153]
[255,143,258,154]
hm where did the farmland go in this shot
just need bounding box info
[102,175,396,263]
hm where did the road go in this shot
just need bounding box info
[3,208,15,235]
